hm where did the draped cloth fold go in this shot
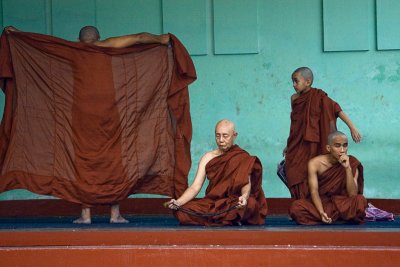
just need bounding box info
[175,145,267,226]
[0,30,196,206]
[285,88,342,199]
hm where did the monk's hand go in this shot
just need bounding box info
[282,146,287,157]
[350,128,362,143]
[4,26,17,34]
[339,154,350,168]
[237,196,248,208]
[320,211,332,224]
[160,34,170,46]
[165,199,180,210]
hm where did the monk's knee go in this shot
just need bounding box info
[355,195,368,220]
[289,200,307,223]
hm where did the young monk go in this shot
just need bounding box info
[283,67,361,199]
[166,119,267,226]
[289,131,367,225]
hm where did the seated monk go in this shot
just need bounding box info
[290,131,367,225]
[166,119,267,226]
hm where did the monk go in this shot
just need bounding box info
[5,26,170,224]
[289,131,367,225]
[74,26,170,224]
[166,119,267,226]
[283,67,362,199]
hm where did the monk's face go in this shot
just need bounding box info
[292,72,311,94]
[327,135,349,161]
[215,122,237,152]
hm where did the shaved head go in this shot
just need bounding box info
[79,26,100,43]
[327,131,347,145]
[215,119,236,133]
[293,67,314,85]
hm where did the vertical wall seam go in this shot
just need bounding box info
[94,0,97,26]
[0,0,3,29]
[45,0,52,35]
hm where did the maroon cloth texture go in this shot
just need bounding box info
[175,145,268,226]
[289,156,367,225]
[0,30,196,206]
[285,88,342,199]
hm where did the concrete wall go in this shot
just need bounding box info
[0,0,399,200]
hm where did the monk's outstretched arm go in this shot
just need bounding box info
[167,153,211,209]
[308,160,332,224]
[338,111,361,143]
[95,33,170,48]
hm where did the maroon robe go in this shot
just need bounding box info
[289,156,367,225]
[0,30,196,206]
[285,88,342,199]
[175,145,268,226]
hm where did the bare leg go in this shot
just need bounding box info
[110,204,129,223]
[73,207,91,224]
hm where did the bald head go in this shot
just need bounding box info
[215,119,236,133]
[327,131,347,145]
[79,26,100,43]
[293,67,314,85]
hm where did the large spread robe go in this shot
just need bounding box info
[0,30,196,206]
[175,145,268,226]
[285,88,342,199]
[289,156,367,225]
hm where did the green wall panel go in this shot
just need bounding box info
[3,0,48,34]
[376,0,400,50]
[323,0,369,51]
[162,0,207,55]
[96,0,162,38]
[52,0,96,40]
[213,0,258,54]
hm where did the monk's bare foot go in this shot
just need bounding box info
[73,217,91,224]
[73,207,91,224]
[110,215,129,224]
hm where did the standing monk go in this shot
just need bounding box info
[74,26,170,224]
[166,119,267,226]
[289,131,367,225]
[283,67,361,199]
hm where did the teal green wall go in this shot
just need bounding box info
[1,0,399,200]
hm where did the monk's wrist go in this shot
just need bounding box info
[241,193,249,200]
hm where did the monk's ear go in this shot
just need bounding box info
[326,145,331,152]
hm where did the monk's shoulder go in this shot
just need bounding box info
[291,93,299,102]
[348,155,361,167]
[200,150,220,165]
[309,154,330,171]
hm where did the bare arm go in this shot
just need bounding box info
[167,152,212,209]
[339,155,358,196]
[94,32,170,48]
[308,159,332,224]
[238,176,251,208]
[338,111,361,143]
